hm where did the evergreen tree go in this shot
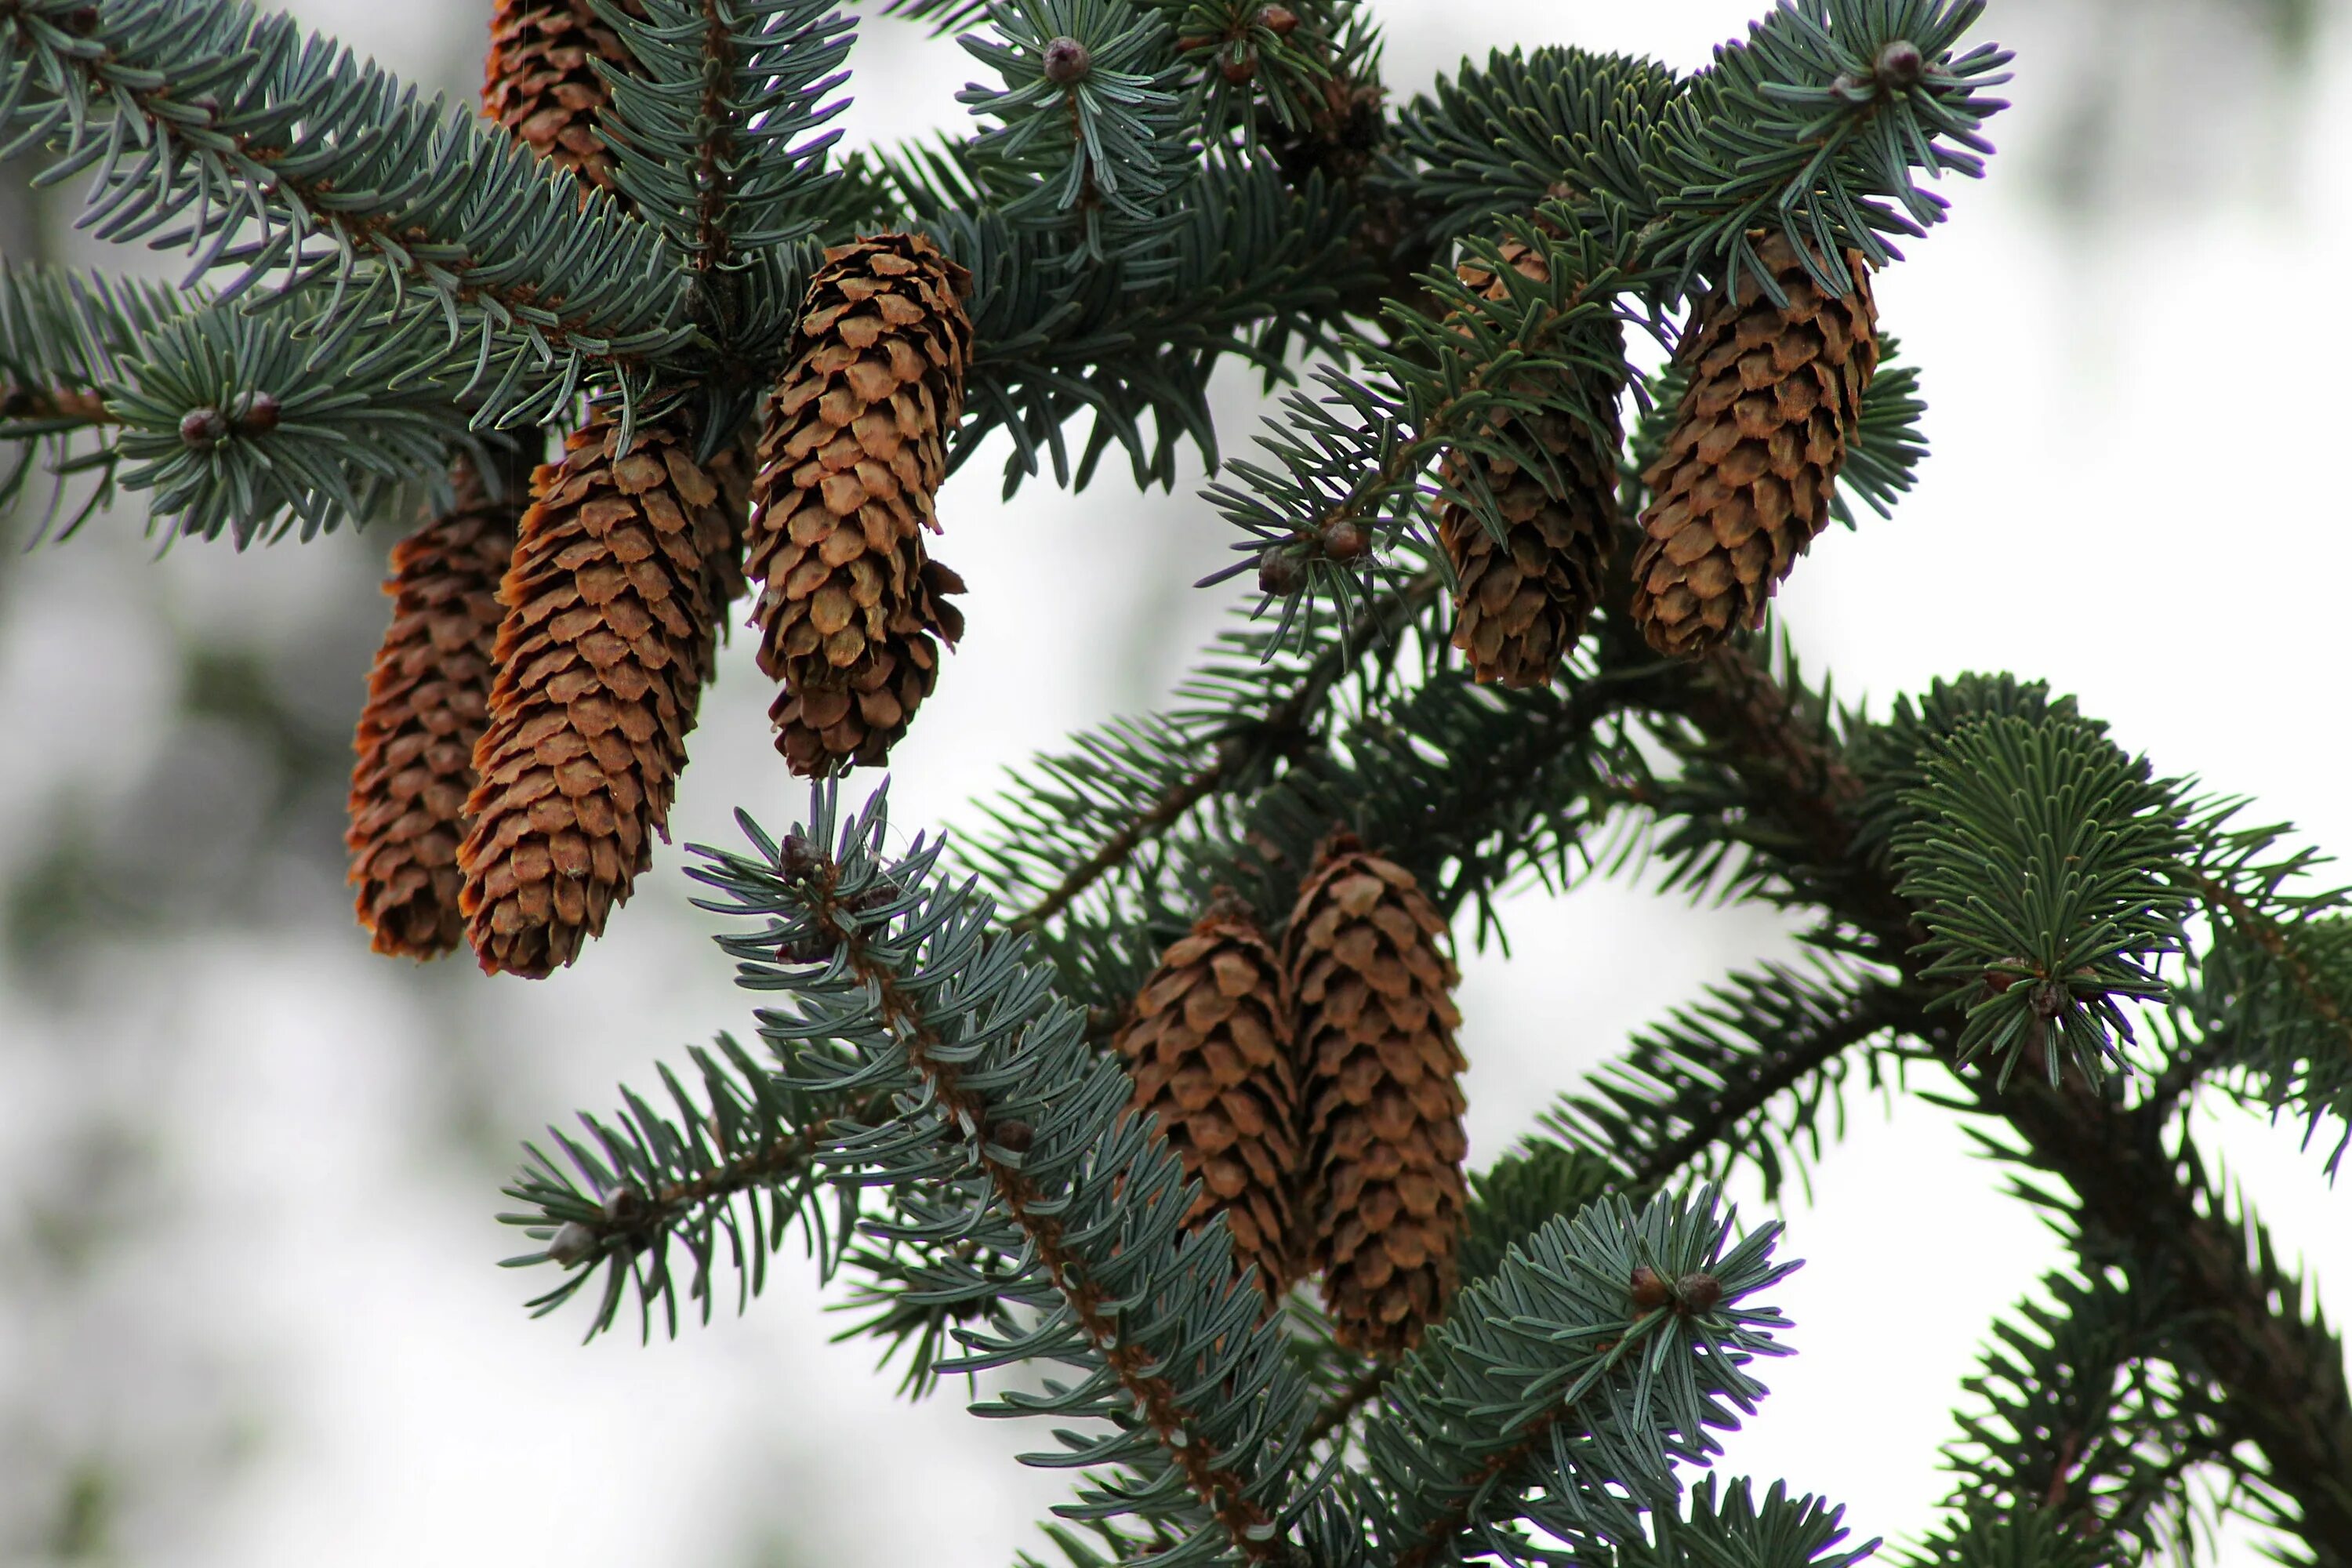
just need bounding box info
[4,1,2348,1563]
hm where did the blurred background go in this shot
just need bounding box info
[2,0,2348,1562]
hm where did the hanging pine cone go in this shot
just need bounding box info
[747,233,974,776]
[483,0,640,198]
[346,459,526,959]
[1286,834,1468,1357]
[1116,892,1304,1304]
[457,412,746,978]
[1436,234,1627,688]
[1632,232,1878,657]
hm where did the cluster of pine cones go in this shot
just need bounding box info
[344,0,972,977]
[1439,230,1880,684]
[1117,836,1468,1358]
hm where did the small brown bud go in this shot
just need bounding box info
[1983,961,2032,996]
[546,1221,598,1267]
[1042,35,1091,85]
[1258,5,1299,36]
[2029,979,2070,1021]
[179,407,228,448]
[1319,519,1370,561]
[600,1185,644,1224]
[1221,51,1258,85]
[1677,1272,1724,1312]
[228,390,280,434]
[1629,1265,1671,1311]
[779,833,818,878]
[990,1119,1035,1154]
[1875,39,1926,88]
[1257,552,1304,596]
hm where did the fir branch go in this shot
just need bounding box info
[0,262,169,536]
[1,0,691,361]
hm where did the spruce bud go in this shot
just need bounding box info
[546,1221,597,1267]
[1676,1271,1724,1312]
[1258,5,1299,36]
[990,1119,1036,1154]
[179,407,228,448]
[1042,36,1091,85]
[1221,50,1258,85]
[228,390,280,434]
[1629,1265,1671,1311]
[1875,39,1926,89]
[1258,552,1305,596]
[1319,519,1370,562]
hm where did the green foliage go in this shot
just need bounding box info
[1902,1507,2111,1568]
[684,784,1316,1561]
[0,263,178,539]
[1457,1142,1618,1287]
[499,1033,851,1343]
[1645,1,2013,298]
[1932,1264,2247,1563]
[1,0,690,365]
[596,0,854,266]
[1892,715,2192,1087]
[1387,46,1685,249]
[1846,674,2093,867]
[1615,1478,1877,1568]
[1537,955,1908,1205]
[1353,1187,1801,1563]
[958,0,1192,272]
[2178,806,2352,1173]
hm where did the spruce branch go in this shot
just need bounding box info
[1658,638,2352,1563]
[0,262,168,536]
[1,0,690,361]
[1353,1187,1806,1566]
[685,785,1316,1563]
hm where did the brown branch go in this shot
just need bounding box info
[2198,870,2352,1058]
[1,384,115,426]
[1669,637,2352,1563]
[1301,1363,1391,1452]
[823,884,1284,1559]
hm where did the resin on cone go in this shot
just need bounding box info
[457,413,746,978]
[1436,233,1627,688]
[347,459,525,959]
[748,233,973,776]
[483,0,640,198]
[1286,833,1468,1357]
[1632,231,1878,657]
[1116,892,1305,1303]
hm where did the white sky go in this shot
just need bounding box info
[2,1,2348,1563]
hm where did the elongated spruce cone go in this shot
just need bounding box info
[1632,232,1878,657]
[1116,893,1305,1303]
[749,233,974,776]
[483,0,640,197]
[1437,234,1627,688]
[347,462,524,959]
[1287,835,1468,1357]
[458,413,746,978]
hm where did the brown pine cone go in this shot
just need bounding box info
[346,460,525,959]
[748,233,975,776]
[1116,892,1305,1304]
[483,0,641,198]
[1437,233,1627,688]
[1632,232,1879,657]
[457,412,746,978]
[1286,834,1468,1357]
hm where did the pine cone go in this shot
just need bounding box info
[1116,893,1304,1303]
[1632,233,1878,657]
[1287,835,1468,1357]
[346,461,524,958]
[458,412,746,978]
[748,233,974,776]
[1437,234,1627,688]
[483,0,640,198]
